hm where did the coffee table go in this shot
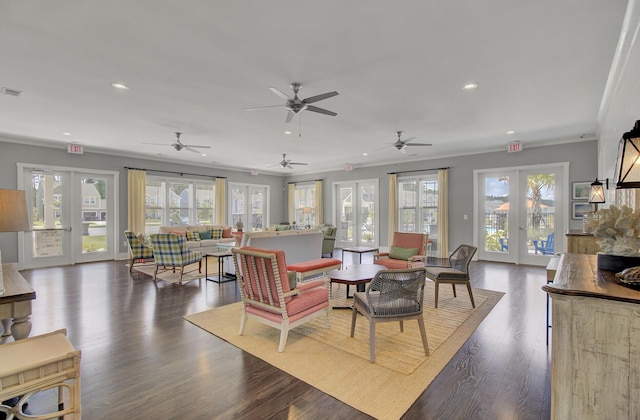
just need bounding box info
[327,264,384,309]
[341,246,379,264]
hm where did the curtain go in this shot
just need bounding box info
[388,174,397,247]
[127,169,146,233]
[315,180,323,225]
[288,183,295,224]
[215,178,226,225]
[438,168,449,258]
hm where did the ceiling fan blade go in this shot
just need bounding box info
[303,91,339,104]
[183,144,211,149]
[142,142,171,146]
[285,110,295,123]
[306,105,337,116]
[403,137,417,143]
[406,143,433,147]
[184,147,204,154]
[288,162,308,166]
[246,104,283,111]
[269,87,291,100]
[286,164,294,169]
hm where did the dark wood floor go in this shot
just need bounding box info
[15,251,551,419]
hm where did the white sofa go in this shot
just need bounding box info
[239,229,323,265]
[158,225,235,253]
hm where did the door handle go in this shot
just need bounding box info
[518,227,526,231]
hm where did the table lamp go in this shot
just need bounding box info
[0,189,31,295]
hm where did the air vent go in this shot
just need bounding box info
[1,87,23,97]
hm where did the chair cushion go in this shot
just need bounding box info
[286,287,329,316]
[168,229,187,237]
[185,231,201,242]
[287,258,341,272]
[425,266,467,280]
[389,246,419,260]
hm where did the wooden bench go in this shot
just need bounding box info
[287,258,342,283]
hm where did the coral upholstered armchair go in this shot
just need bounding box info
[232,246,331,352]
[374,232,429,270]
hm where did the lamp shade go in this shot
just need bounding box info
[615,120,640,189]
[303,207,312,215]
[0,189,31,232]
[588,179,606,204]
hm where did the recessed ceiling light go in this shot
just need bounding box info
[63,132,71,136]
[201,153,207,157]
[463,82,478,90]
[506,130,515,135]
[362,153,368,156]
[284,131,292,135]
[111,82,129,90]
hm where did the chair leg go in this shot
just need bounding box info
[130,258,135,272]
[417,316,430,356]
[350,306,358,337]
[369,320,376,362]
[278,323,290,352]
[153,265,159,281]
[435,281,439,308]
[399,319,404,332]
[451,283,457,297]
[466,282,476,308]
[239,308,247,335]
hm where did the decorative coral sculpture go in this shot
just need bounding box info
[592,205,640,256]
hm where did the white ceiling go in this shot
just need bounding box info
[0,1,628,175]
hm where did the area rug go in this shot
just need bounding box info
[131,261,215,284]
[184,283,503,419]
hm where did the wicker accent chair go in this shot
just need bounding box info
[232,246,331,352]
[374,232,428,270]
[124,230,154,272]
[425,244,477,308]
[148,233,203,285]
[350,267,429,362]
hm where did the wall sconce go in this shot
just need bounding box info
[615,120,640,189]
[588,178,608,210]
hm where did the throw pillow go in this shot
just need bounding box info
[185,231,201,242]
[389,246,419,260]
[198,230,212,240]
[168,230,186,238]
[210,227,223,239]
[222,226,232,238]
[137,233,151,247]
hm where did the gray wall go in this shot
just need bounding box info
[0,135,597,263]
[0,136,287,263]
[287,140,598,249]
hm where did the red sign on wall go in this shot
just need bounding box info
[508,142,523,153]
[67,144,83,154]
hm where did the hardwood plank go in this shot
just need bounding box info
[13,252,550,419]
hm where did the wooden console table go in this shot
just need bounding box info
[0,264,36,341]
[543,254,640,419]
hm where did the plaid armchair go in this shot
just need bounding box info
[148,233,203,284]
[124,230,154,272]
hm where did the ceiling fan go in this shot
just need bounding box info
[391,131,432,154]
[269,154,308,169]
[144,132,211,154]
[247,83,339,123]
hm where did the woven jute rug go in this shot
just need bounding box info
[184,282,503,419]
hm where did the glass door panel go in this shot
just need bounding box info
[337,186,353,246]
[335,180,378,248]
[478,172,516,263]
[359,183,376,245]
[75,174,115,263]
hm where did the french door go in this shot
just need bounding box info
[333,179,378,248]
[474,164,567,265]
[229,183,269,231]
[18,165,117,269]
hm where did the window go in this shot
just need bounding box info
[144,177,215,234]
[294,183,316,226]
[398,175,439,252]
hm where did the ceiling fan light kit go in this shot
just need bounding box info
[145,132,211,154]
[392,131,432,153]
